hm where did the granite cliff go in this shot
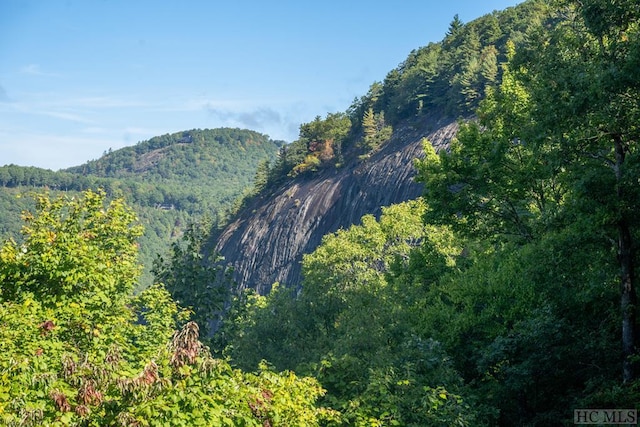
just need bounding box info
[213,115,460,294]
[210,0,548,294]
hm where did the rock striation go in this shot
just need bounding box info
[213,116,460,294]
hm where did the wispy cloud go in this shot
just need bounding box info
[0,101,95,125]
[0,87,314,171]
[207,106,283,129]
[0,131,116,170]
[0,92,151,127]
[42,110,95,124]
[152,97,257,114]
[20,64,59,77]
[204,104,307,141]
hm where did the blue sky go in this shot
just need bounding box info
[0,0,523,170]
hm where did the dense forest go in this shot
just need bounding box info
[1,0,639,425]
[0,128,283,288]
[214,0,640,424]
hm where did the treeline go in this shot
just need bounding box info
[0,165,84,190]
[1,128,283,213]
[363,0,550,124]
[243,0,551,200]
[0,166,202,212]
[66,128,283,179]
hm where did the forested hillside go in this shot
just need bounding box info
[207,0,640,425]
[211,0,550,292]
[236,0,549,194]
[0,128,283,288]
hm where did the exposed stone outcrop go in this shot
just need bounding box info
[213,116,459,294]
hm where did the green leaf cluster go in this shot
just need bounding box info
[153,217,232,340]
[0,190,333,426]
[220,200,475,426]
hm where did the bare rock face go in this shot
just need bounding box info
[213,116,459,294]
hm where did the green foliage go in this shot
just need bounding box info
[4,2,637,425]
[0,189,35,239]
[290,154,323,177]
[287,113,352,177]
[0,190,142,311]
[528,0,640,384]
[419,227,620,424]
[415,43,565,243]
[360,108,392,153]
[218,3,640,425]
[219,200,476,426]
[0,190,333,426]
[368,0,551,123]
[153,217,231,340]
[411,0,640,422]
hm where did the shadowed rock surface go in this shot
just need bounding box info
[213,115,460,294]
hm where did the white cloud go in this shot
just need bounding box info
[41,110,95,124]
[20,64,59,77]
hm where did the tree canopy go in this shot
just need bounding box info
[0,190,334,426]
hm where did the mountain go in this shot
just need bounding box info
[0,128,283,288]
[214,116,459,294]
[210,0,550,293]
[64,128,285,216]
[211,2,640,425]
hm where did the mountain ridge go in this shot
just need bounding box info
[213,114,460,293]
[207,0,550,294]
[0,127,284,289]
[64,128,284,179]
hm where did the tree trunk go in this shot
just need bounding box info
[614,135,637,383]
[619,218,637,383]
